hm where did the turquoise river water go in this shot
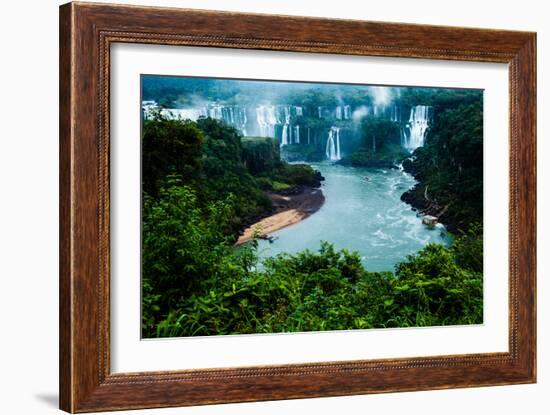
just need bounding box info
[256,162,452,272]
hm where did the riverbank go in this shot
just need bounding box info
[254,162,451,271]
[401,158,459,233]
[235,186,325,245]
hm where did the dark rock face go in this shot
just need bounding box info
[400,184,460,233]
[401,157,418,176]
[312,170,325,187]
[400,184,427,212]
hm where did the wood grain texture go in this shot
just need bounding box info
[59,2,537,412]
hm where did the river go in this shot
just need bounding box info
[256,162,452,272]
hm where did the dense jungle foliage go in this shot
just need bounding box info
[142,178,483,337]
[402,98,483,232]
[339,118,409,167]
[142,113,320,235]
[141,110,484,338]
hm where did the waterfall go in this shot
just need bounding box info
[161,108,205,120]
[208,105,222,120]
[161,104,249,135]
[283,106,291,124]
[325,127,341,161]
[281,125,289,146]
[400,128,408,148]
[144,101,313,145]
[390,105,400,123]
[256,105,278,138]
[279,106,291,147]
[241,109,248,136]
[336,106,343,120]
[403,105,432,151]
[344,105,351,119]
[294,125,300,144]
[289,123,293,144]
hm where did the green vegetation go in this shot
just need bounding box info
[141,108,484,338]
[142,178,483,337]
[241,137,282,175]
[398,88,482,113]
[340,118,408,167]
[401,99,483,232]
[142,115,322,236]
[282,143,324,162]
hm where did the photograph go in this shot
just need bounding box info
[140,76,484,338]
[1,0,540,413]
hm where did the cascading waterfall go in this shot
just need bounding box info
[207,105,222,120]
[143,98,437,165]
[256,105,278,138]
[400,128,408,148]
[281,125,289,146]
[403,105,432,151]
[254,105,304,145]
[344,105,351,119]
[294,125,300,144]
[280,106,292,147]
[150,104,250,135]
[162,108,206,120]
[325,127,341,161]
[143,100,431,156]
[390,105,400,122]
[334,105,352,120]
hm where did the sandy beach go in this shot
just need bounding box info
[235,187,325,245]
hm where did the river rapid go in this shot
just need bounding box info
[256,162,452,272]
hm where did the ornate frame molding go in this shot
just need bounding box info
[60,2,536,412]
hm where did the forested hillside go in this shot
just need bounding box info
[141,111,484,338]
[401,97,483,232]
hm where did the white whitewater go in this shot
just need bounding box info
[142,100,432,155]
[325,127,341,161]
[403,105,432,151]
[335,105,352,120]
[256,105,278,138]
[280,106,291,147]
[162,108,206,120]
[390,105,400,122]
[257,162,451,271]
[281,125,289,146]
[344,105,351,119]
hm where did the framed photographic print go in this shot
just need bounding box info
[59,2,536,412]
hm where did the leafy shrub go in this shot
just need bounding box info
[144,217,484,337]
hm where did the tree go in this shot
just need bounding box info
[142,111,204,196]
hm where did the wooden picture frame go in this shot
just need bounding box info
[59,2,536,412]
